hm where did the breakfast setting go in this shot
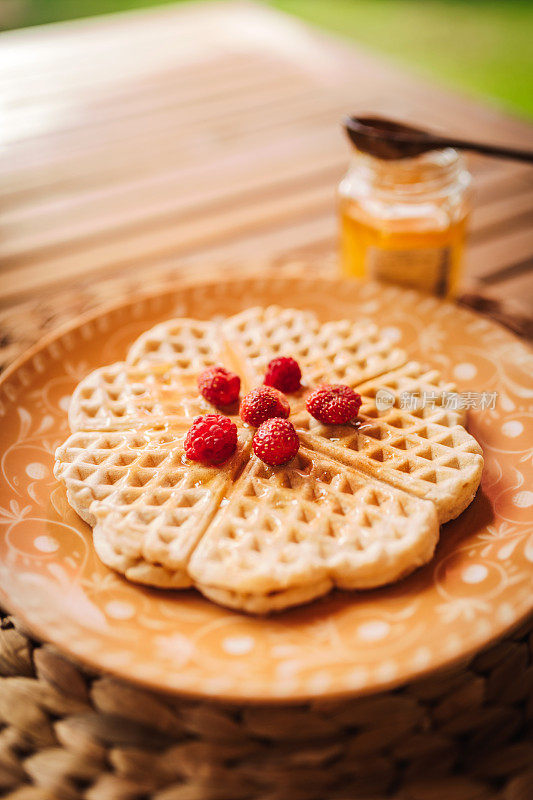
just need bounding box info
[0,2,532,799]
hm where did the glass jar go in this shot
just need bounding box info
[338,147,471,297]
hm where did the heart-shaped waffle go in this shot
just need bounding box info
[54,306,483,612]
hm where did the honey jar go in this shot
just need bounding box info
[339,147,471,296]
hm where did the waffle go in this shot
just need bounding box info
[127,317,229,369]
[55,306,483,612]
[189,448,438,614]
[130,307,407,398]
[55,425,252,587]
[69,362,209,431]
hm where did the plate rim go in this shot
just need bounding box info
[1,273,532,704]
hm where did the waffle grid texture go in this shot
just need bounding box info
[2,284,530,798]
[54,307,483,612]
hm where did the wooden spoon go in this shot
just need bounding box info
[344,115,533,163]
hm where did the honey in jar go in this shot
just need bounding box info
[339,147,471,297]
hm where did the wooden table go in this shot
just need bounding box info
[1,0,532,372]
[1,7,533,798]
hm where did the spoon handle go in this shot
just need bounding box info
[431,136,533,164]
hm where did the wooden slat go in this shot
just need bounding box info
[491,269,533,310]
[0,92,355,201]
[0,217,337,309]
[0,185,335,302]
[470,187,533,241]
[0,0,532,321]
[2,153,342,260]
[1,62,313,152]
[471,162,533,205]
[467,227,533,279]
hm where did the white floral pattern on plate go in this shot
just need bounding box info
[0,276,532,701]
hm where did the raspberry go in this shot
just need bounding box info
[306,384,362,425]
[253,418,300,466]
[198,366,240,407]
[264,356,301,393]
[184,414,237,464]
[240,386,290,427]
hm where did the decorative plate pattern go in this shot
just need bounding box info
[0,276,532,701]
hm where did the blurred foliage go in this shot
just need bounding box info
[272,1,533,118]
[2,0,532,118]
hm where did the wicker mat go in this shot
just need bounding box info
[1,262,532,800]
[1,613,532,800]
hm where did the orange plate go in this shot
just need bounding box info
[1,276,532,702]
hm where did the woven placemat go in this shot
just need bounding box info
[1,612,531,800]
[1,262,532,800]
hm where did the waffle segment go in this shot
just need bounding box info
[304,318,407,386]
[294,363,483,523]
[189,449,438,612]
[222,306,407,390]
[127,318,223,369]
[221,306,322,388]
[54,426,252,586]
[69,362,210,431]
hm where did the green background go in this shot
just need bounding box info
[2,0,532,118]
